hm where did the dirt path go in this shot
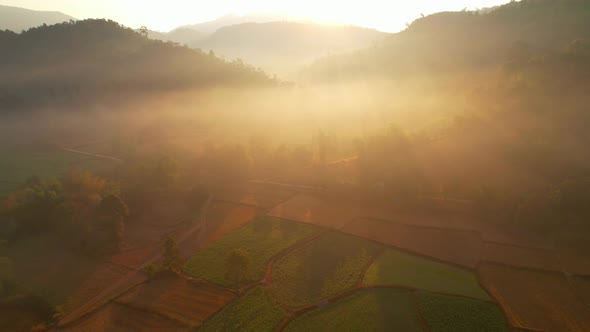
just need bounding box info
[58,145,124,163]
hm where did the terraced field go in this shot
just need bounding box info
[268,195,359,229]
[417,293,507,332]
[115,274,235,328]
[60,302,188,331]
[184,217,320,287]
[271,232,383,308]
[284,288,423,332]
[212,183,296,209]
[364,249,490,300]
[481,242,561,271]
[478,263,590,332]
[342,218,482,267]
[57,189,590,331]
[197,201,261,246]
[199,287,284,332]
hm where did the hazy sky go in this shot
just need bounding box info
[2,0,512,32]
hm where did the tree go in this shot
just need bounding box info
[225,249,250,292]
[96,194,129,246]
[139,26,149,38]
[2,179,64,234]
[162,236,183,272]
[143,263,158,279]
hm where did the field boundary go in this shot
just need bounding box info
[57,199,212,327]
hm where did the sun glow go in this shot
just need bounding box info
[2,0,512,32]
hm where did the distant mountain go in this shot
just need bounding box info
[303,0,590,81]
[192,22,388,76]
[148,13,296,50]
[181,13,291,34]
[0,5,75,32]
[0,19,273,110]
[147,27,206,45]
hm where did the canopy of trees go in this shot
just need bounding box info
[0,19,274,110]
[303,0,590,81]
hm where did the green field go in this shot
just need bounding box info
[364,249,491,301]
[184,217,320,287]
[417,292,507,332]
[284,288,423,332]
[271,232,383,308]
[0,145,115,198]
[198,287,284,332]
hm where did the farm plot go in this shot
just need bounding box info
[284,288,423,332]
[59,302,188,332]
[364,249,490,301]
[198,287,284,332]
[5,235,114,308]
[63,262,132,313]
[343,218,482,268]
[184,217,320,287]
[417,292,507,332]
[200,201,261,244]
[115,274,234,328]
[110,246,158,269]
[481,242,561,272]
[212,183,296,209]
[271,232,383,308]
[478,263,590,332]
[268,194,360,229]
[559,250,590,276]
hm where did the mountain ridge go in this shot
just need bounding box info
[0,5,75,32]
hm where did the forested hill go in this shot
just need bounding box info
[303,0,590,80]
[0,5,74,32]
[0,19,274,110]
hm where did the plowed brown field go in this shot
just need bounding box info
[110,246,158,269]
[63,262,131,314]
[59,302,188,331]
[342,218,482,268]
[212,183,295,209]
[115,274,234,328]
[268,195,360,229]
[179,201,261,257]
[559,251,590,276]
[478,263,590,332]
[481,243,561,271]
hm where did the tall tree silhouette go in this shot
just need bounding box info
[139,26,149,38]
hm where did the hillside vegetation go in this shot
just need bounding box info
[0,19,273,110]
[304,0,590,80]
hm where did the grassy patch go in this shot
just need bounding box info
[184,217,320,287]
[0,147,80,184]
[417,292,507,332]
[364,249,490,301]
[284,288,423,332]
[199,287,284,332]
[0,145,116,198]
[271,232,383,308]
